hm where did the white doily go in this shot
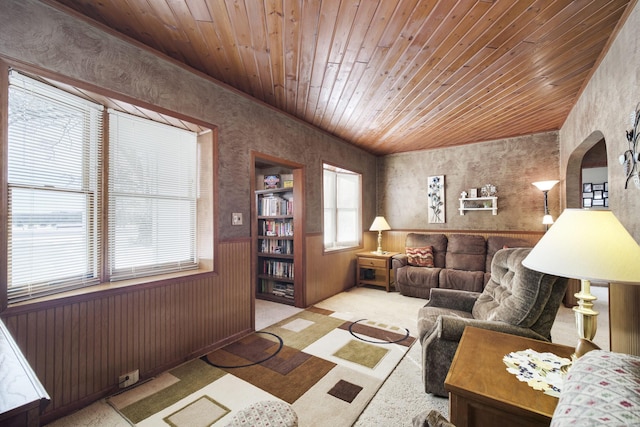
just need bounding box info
[503,348,572,397]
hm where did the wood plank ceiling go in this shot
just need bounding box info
[46,0,634,155]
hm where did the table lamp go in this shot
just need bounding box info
[522,209,640,356]
[369,216,391,255]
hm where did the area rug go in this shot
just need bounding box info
[107,306,415,426]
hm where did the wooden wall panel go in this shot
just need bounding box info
[376,229,544,254]
[304,233,359,306]
[1,240,252,423]
[610,283,640,356]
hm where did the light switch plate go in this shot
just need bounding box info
[232,213,243,225]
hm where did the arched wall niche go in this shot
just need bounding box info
[566,131,606,208]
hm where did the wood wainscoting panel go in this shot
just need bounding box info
[378,230,544,254]
[1,239,252,423]
[610,283,640,356]
[305,233,359,306]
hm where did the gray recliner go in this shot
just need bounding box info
[417,247,568,397]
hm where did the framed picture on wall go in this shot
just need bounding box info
[582,181,608,208]
[428,175,445,224]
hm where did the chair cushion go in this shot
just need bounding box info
[417,305,473,342]
[438,269,485,292]
[406,246,435,267]
[485,236,532,272]
[395,266,441,298]
[551,350,640,426]
[445,234,486,272]
[406,233,447,268]
[472,248,556,328]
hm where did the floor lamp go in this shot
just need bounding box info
[522,209,640,357]
[532,180,559,229]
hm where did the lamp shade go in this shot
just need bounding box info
[369,216,391,232]
[522,209,640,284]
[532,180,560,191]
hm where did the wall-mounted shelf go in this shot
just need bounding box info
[459,196,498,215]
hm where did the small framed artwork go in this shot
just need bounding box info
[583,183,592,192]
[593,190,603,200]
[592,199,605,207]
[582,192,593,199]
[469,188,478,198]
[583,198,592,208]
[593,183,605,191]
[428,175,445,224]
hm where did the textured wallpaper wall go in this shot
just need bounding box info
[378,131,561,231]
[560,2,640,241]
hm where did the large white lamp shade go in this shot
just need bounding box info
[522,209,640,354]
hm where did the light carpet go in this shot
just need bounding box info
[48,285,609,427]
[107,305,415,427]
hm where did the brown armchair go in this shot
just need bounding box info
[417,248,568,397]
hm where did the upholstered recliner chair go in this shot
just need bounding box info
[417,247,568,397]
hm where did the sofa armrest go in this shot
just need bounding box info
[436,316,549,342]
[425,288,480,312]
[391,254,408,269]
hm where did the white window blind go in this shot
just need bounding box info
[323,164,361,249]
[108,110,198,280]
[7,71,103,301]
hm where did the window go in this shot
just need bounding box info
[108,110,197,280]
[6,70,209,302]
[8,71,103,301]
[323,163,361,250]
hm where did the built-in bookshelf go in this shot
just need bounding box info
[254,171,304,306]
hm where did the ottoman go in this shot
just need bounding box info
[224,400,298,427]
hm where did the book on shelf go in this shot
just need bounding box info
[259,239,293,255]
[262,259,294,279]
[259,280,294,299]
[258,194,293,216]
[260,219,293,237]
[272,282,294,299]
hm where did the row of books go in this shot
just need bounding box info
[259,239,293,255]
[259,280,294,299]
[258,195,293,216]
[260,219,293,237]
[272,283,294,299]
[261,259,294,279]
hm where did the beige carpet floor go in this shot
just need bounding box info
[46,284,610,427]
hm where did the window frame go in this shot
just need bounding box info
[322,162,362,252]
[0,62,217,308]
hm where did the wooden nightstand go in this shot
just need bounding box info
[355,251,400,292]
[445,327,574,427]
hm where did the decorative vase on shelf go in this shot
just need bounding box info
[481,184,497,197]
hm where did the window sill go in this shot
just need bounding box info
[6,268,214,312]
[323,245,361,254]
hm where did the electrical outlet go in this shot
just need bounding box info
[119,369,139,388]
[232,212,243,225]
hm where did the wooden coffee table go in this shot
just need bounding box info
[445,327,574,427]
